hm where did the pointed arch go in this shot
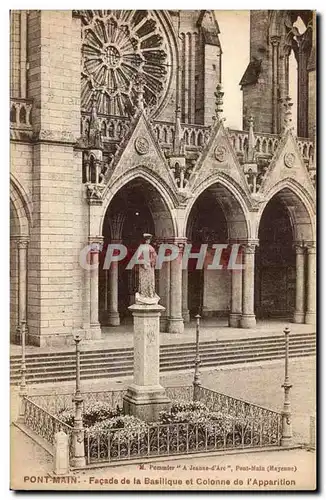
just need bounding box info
[99,166,178,238]
[10,175,32,237]
[256,178,316,241]
[185,173,251,240]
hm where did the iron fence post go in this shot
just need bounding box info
[72,332,86,466]
[281,326,293,446]
[193,314,201,401]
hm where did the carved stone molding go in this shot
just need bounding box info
[284,152,295,168]
[134,136,150,155]
[214,145,227,162]
[88,235,104,252]
[293,241,305,254]
[16,237,29,250]
[241,240,259,254]
[86,183,106,205]
[305,241,316,254]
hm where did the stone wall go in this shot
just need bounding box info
[26,11,86,346]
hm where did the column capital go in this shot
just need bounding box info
[16,236,30,249]
[241,240,259,254]
[305,241,316,254]
[165,237,188,249]
[88,235,104,252]
[270,35,281,46]
[293,240,305,254]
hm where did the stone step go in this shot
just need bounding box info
[10,331,316,360]
[10,332,315,363]
[10,339,316,373]
[10,345,315,384]
[10,351,315,385]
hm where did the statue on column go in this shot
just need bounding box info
[135,233,160,305]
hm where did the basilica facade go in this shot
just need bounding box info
[10,10,316,347]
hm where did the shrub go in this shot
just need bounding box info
[57,401,123,428]
[87,415,148,445]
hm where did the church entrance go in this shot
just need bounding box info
[255,194,295,320]
[100,177,175,327]
[185,182,248,323]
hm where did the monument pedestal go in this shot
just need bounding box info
[123,303,171,422]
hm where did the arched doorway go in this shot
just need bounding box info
[256,187,315,324]
[99,177,175,327]
[10,180,31,344]
[185,182,248,324]
[255,196,295,319]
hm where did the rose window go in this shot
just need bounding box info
[80,10,172,117]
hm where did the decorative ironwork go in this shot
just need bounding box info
[80,10,171,116]
[85,415,281,464]
[165,386,193,403]
[25,384,281,465]
[197,386,282,446]
[30,389,127,414]
[24,397,73,456]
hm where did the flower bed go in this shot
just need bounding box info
[57,400,276,463]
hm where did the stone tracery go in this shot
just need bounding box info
[80,10,172,117]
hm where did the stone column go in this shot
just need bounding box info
[182,269,190,323]
[107,240,120,326]
[107,215,125,326]
[229,269,243,328]
[168,241,185,334]
[293,242,306,324]
[240,241,258,328]
[123,303,171,421]
[305,242,316,324]
[89,236,103,339]
[159,260,170,332]
[16,236,29,343]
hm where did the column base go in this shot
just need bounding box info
[240,314,256,329]
[229,313,241,328]
[293,311,305,324]
[123,384,171,422]
[160,316,168,332]
[88,323,102,340]
[182,310,190,323]
[168,317,184,334]
[305,311,316,325]
[107,312,120,326]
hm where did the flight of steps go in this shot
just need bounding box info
[10,332,316,385]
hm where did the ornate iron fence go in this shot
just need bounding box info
[30,387,191,414]
[85,416,281,464]
[29,389,127,414]
[197,386,282,443]
[23,397,73,455]
[166,385,193,403]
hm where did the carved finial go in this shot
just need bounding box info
[247,115,256,162]
[214,83,224,122]
[282,95,294,134]
[88,93,103,149]
[134,72,146,111]
[173,105,184,155]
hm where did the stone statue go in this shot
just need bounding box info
[135,233,160,305]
